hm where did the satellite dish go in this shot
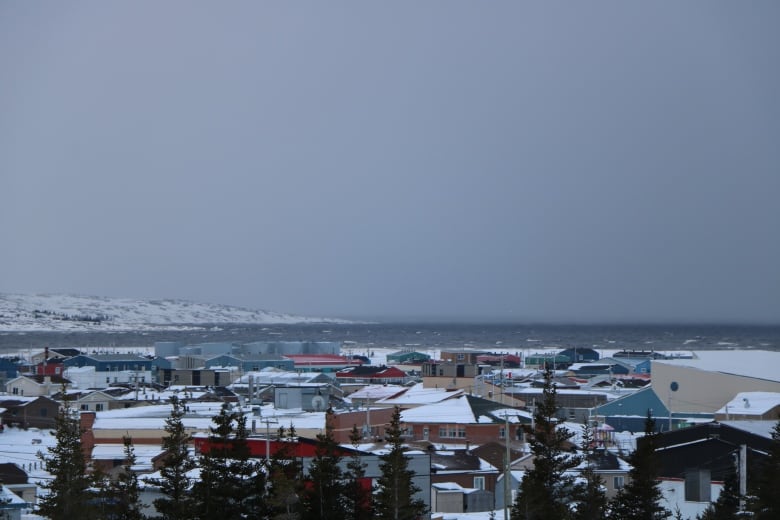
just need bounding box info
[311,395,326,411]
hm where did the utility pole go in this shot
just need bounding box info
[504,410,511,520]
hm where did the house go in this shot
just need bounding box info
[523,353,570,369]
[558,347,600,363]
[401,395,530,445]
[0,485,27,520]
[651,421,775,519]
[504,387,609,424]
[335,365,409,385]
[567,360,630,378]
[429,448,498,510]
[475,354,521,368]
[30,347,81,365]
[285,354,361,373]
[714,392,780,421]
[159,367,241,387]
[5,374,70,397]
[431,482,494,514]
[0,396,60,429]
[440,350,490,365]
[63,354,155,387]
[0,463,37,504]
[74,390,118,412]
[421,361,483,392]
[230,370,341,406]
[493,449,631,509]
[329,406,398,443]
[386,351,432,365]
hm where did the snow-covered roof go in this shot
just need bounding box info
[654,350,780,382]
[720,420,778,439]
[716,392,780,415]
[377,383,463,406]
[401,396,476,424]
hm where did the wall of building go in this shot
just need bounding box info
[651,362,780,414]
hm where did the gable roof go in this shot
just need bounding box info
[11,374,70,385]
[430,449,496,473]
[401,395,530,425]
[0,463,28,484]
[471,441,525,470]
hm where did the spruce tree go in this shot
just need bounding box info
[37,400,98,520]
[607,412,670,520]
[511,367,581,520]
[102,436,145,520]
[192,403,256,520]
[698,469,742,520]
[301,408,346,520]
[267,424,304,520]
[147,395,196,520]
[343,424,372,520]
[373,406,427,520]
[745,417,780,519]
[572,420,607,520]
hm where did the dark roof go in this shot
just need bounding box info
[50,348,82,357]
[78,354,151,362]
[0,463,28,484]
[430,449,487,472]
[586,449,623,471]
[336,366,406,377]
[466,395,531,425]
[472,441,525,470]
[649,422,773,482]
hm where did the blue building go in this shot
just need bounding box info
[204,354,294,372]
[63,354,155,372]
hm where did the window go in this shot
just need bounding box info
[439,426,467,438]
[95,403,104,412]
[81,404,89,411]
[12,387,18,395]
[613,476,624,490]
[473,476,485,490]
[457,353,465,361]
[499,427,506,439]
[40,408,47,417]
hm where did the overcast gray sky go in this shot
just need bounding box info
[1,2,779,323]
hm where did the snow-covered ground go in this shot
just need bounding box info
[0,293,353,332]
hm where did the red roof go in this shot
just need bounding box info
[283,354,362,366]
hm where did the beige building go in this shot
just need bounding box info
[651,350,780,415]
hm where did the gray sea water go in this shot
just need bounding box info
[1,323,778,353]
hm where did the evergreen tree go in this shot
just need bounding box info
[607,412,670,520]
[373,406,427,520]
[267,424,304,520]
[343,424,372,520]
[301,408,346,520]
[511,367,582,520]
[698,469,742,520]
[102,436,145,520]
[37,399,98,520]
[192,403,256,520]
[147,395,196,520]
[745,417,780,519]
[572,420,607,520]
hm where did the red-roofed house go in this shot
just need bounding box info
[283,354,362,373]
[335,366,409,385]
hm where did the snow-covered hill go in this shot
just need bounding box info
[0,293,351,332]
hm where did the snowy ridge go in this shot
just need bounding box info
[0,293,352,331]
